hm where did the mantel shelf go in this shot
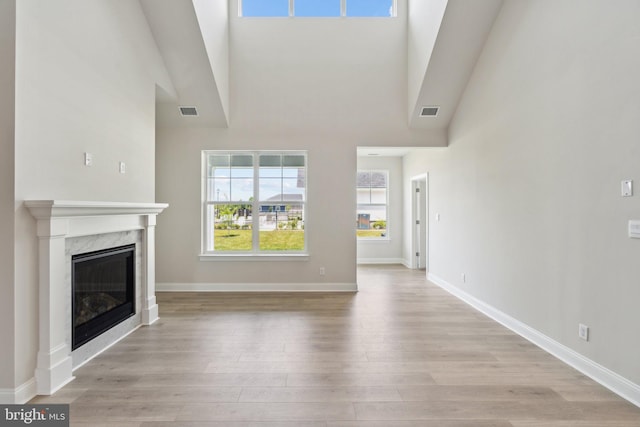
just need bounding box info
[25,200,169,220]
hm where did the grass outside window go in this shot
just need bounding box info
[214,229,305,251]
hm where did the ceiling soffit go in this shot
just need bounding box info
[140,0,229,128]
[408,0,503,130]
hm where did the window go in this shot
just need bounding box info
[240,0,395,18]
[203,151,307,255]
[241,0,289,17]
[346,0,394,17]
[357,170,388,239]
[295,0,341,17]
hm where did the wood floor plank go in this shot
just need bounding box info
[327,422,513,427]
[396,385,564,402]
[72,386,242,404]
[175,402,356,421]
[141,422,325,427]
[238,386,402,402]
[30,265,640,425]
[353,401,640,421]
[134,373,288,387]
[285,372,437,387]
[70,403,182,422]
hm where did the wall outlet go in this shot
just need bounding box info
[435,213,441,221]
[319,267,326,276]
[622,180,633,197]
[578,323,589,341]
[119,161,126,174]
[461,273,466,283]
[84,152,93,167]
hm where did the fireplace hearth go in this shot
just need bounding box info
[72,244,135,350]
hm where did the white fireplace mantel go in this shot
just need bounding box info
[25,200,168,219]
[25,200,168,396]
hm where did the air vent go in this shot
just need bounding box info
[179,106,198,117]
[420,106,439,117]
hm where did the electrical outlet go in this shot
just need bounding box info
[119,161,126,174]
[578,324,589,341]
[319,267,326,276]
[84,152,93,167]
[461,273,466,283]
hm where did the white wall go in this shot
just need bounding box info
[192,0,229,122]
[405,0,640,386]
[227,0,444,144]
[407,0,447,118]
[155,7,445,288]
[356,156,404,264]
[157,128,359,286]
[0,0,16,393]
[12,0,170,391]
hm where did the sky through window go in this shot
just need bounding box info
[241,0,394,17]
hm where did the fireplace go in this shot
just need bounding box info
[25,200,167,396]
[72,244,136,350]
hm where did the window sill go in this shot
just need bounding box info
[199,253,310,262]
[357,238,391,243]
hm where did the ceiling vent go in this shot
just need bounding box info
[179,106,199,117]
[420,106,439,117]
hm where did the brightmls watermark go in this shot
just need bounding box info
[0,405,68,426]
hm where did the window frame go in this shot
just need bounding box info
[201,150,308,258]
[356,169,389,241]
[239,0,397,18]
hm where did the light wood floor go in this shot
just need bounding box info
[32,265,640,426]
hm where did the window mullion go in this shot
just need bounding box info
[289,0,294,17]
[252,153,259,252]
[204,201,211,253]
[341,0,346,17]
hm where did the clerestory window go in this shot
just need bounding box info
[240,0,396,18]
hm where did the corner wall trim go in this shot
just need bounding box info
[157,282,358,292]
[0,378,37,404]
[427,273,640,408]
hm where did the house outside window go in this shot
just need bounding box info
[357,170,388,239]
[202,151,307,254]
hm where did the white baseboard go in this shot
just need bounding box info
[357,258,405,265]
[428,273,640,408]
[157,282,358,292]
[0,378,37,404]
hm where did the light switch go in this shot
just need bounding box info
[629,220,640,239]
[622,180,633,197]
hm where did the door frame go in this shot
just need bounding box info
[411,174,428,270]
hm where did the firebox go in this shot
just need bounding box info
[72,244,135,350]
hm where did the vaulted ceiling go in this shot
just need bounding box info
[140,0,503,134]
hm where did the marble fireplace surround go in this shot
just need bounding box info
[25,200,168,396]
